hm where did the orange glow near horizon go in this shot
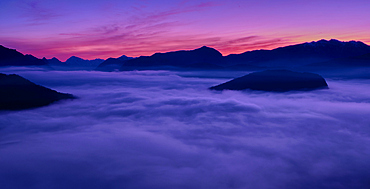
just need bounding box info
[5,36,369,62]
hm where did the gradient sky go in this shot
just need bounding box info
[1,0,370,61]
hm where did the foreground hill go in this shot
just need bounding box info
[0,45,48,66]
[0,73,75,110]
[210,70,328,92]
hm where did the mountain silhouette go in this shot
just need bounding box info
[46,56,105,70]
[0,45,48,66]
[109,39,370,71]
[65,56,104,67]
[0,73,75,110]
[119,46,223,71]
[3,39,370,71]
[224,39,370,69]
[210,70,328,92]
[47,57,66,66]
[96,55,134,71]
[117,55,133,61]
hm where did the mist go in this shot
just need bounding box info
[1,68,370,189]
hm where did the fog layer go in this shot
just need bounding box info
[1,68,370,189]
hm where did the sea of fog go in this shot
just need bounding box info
[1,67,370,189]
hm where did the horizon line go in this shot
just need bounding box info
[2,38,369,62]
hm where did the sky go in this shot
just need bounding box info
[1,67,370,188]
[1,0,370,61]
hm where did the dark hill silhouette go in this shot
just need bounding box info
[96,58,123,71]
[0,73,75,110]
[65,56,104,67]
[96,55,134,71]
[47,56,105,70]
[210,70,328,92]
[224,39,370,69]
[119,46,223,71]
[117,55,133,61]
[0,45,48,66]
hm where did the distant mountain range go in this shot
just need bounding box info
[47,56,105,70]
[65,56,104,67]
[0,45,131,70]
[224,39,370,68]
[115,39,370,71]
[120,46,223,70]
[96,46,224,71]
[2,39,370,71]
[96,55,134,71]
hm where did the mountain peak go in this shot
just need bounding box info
[193,46,222,56]
[329,39,340,42]
[196,46,216,51]
[118,55,133,61]
[199,46,212,49]
[67,56,84,61]
[310,39,366,45]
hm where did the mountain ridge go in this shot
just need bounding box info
[223,39,370,68]
[2,39,370,71]
[116,39,370,71]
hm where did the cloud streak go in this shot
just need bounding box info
[0,32,289,61]
[19,0,61,25]
[0,0,290,61]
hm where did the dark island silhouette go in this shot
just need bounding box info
[0,73,75,110]
[210,70,328,92]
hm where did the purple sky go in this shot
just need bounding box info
[1,0,370,61]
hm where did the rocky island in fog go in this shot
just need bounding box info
[210,70,328,92]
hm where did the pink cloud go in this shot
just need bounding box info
[0,32,290,62]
